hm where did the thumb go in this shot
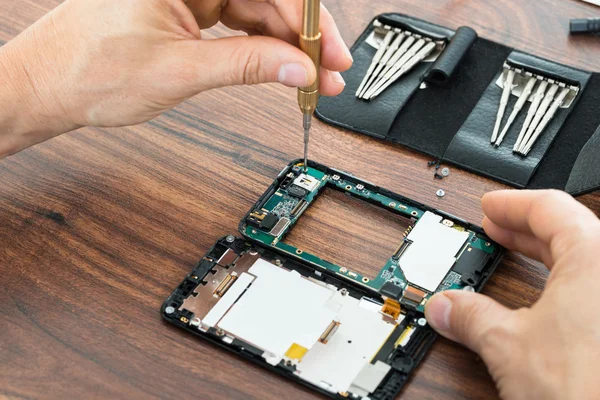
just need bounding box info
[425,290,512,355]
[185,36,317,91]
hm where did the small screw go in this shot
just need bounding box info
[441,167,450,177]
[340,288,348,296]
[417,318,427,327]
[225,235,235,243]
[434,173,444,180]
[165,306,175,315]
[216,328,225,336]
[275,259,282,266]
[463,286,475,292]
[436,189,445,198]
[191,318,201,327]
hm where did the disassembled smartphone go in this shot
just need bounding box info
[162,160,504,399]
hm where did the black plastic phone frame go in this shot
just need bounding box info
[162,159,505,400]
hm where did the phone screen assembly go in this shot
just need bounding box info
[162,160,504,399]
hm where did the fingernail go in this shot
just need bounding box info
[278,63,309,87]
[329,70,345,86]
[344,45,353,63]
[426,294,452,332]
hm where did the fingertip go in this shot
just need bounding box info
[425,293,453,333]
[319,68,345,96]
[318,4,353,72]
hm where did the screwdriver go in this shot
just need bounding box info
[297,0,321,172]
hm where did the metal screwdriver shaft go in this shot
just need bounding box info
[298,0,321,172]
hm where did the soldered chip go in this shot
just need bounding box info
[293,174,320,192]
[269,217,291,236]
[288,185,308,198]
[260,212,279,230]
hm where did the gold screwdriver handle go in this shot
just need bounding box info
[298,32,321,113]
[297,0,321,115]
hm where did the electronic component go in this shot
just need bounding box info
[380,281,403,300]
[348,361,392,398]
[206,258,398,394]
[260,212,279,230]
[291,199,308,217]
[395,326,415,347]
[269,217,291,237]
[165,161,503,400]
[293,173,320,192]
[398,211,469,292]
[214,273,238,297]
[319,321,341,344]
[453,246,492,286]
[287,185,309,198]
[281,172,295,189]
[382,298,401,319]
[403,285,426,306]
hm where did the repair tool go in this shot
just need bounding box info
[357,30,405,98]
[298,0,321,172]
[517,83,559,153]
[355,22,395,97]
[374,34,417,88]
[367,40,436,100]
[491,68,515,143]
[494,75,537,147]
[520,87,571,155]
[513,80,549,151]
[570,18,600,35]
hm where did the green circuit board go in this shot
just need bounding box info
[243,163,497,312]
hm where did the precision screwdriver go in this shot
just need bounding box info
[298,0,321,172]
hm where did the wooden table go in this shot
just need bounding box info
[2,1,599,399]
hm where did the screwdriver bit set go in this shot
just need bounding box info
[491,64,579,156]
[355,20,446,100]
[315,13,600,195]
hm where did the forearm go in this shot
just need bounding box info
[0,20,79,158]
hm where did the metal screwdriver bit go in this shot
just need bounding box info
[491,69,515,144]
[513,80,549,151]
[366,35,417,98]
[355,28,395,98]
[517,83,559,153]
[494,76,537,147]
[358,31,405,98]
[365,39,428,99]
[522,87,571,155]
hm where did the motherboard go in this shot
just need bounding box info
[163,160,502,400]
[242,162,497,313]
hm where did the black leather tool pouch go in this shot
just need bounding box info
[316,13,600,195]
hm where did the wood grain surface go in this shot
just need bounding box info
[1,1,599,399]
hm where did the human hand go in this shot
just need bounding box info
[0,0,351,154]
[425,190,600,400]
